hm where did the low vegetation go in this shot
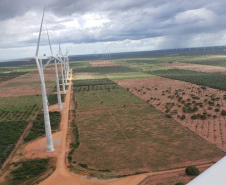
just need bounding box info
[0,95,42,122]
[71,80,224,177]
[24,111,61,142]
[0,121,27,167]
[48,94,66,105]
[150,69,226,91]
[7,158,52,184]
[185,166,200,176]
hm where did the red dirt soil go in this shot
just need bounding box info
[116,77,226,153]
[90,61,119,67]
[0,67,56,97]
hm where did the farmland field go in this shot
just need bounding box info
[117,77,226,152]
[0,63,62,174]
[2,52,226,184]
[69,61,225,178]
[150,69,226,91]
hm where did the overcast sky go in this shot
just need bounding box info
[1,0,226,60]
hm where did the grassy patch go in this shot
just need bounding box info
[69,61,92,68]
[73,78,115,86]
[7,158,51,185]
[0,95,42,122]
[72,83,224,177]
[24,111,61,142]
[0,121,27,167]
[107,72,155,80]
[48,94,66,105]
[75,87,144,109]
[73,104,223,176]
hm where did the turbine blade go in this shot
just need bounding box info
[46,27,53,55]
[35,5,46,57]
[43,58,53,69]
[59,36,62,55]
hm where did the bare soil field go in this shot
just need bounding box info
[116,77,226,153]
[0,67,56,97]
[90,61,119,67]
[159,62,226,74]
[68,78,224,179]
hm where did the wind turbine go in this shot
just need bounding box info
[59,44,71,85]
[64,47,71,82]
[34,6,54,152]
[46,28,63,110]
[58,39,66,94]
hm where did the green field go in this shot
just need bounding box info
[150,69,226,91]
[0,121,27,167]
[6,158,54,185]
[69,78,224,178]
[0,95,42,122]
[24,111,61,142]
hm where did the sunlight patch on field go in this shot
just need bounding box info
[107,72,156,80]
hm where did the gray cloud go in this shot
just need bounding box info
[1,0,226,59]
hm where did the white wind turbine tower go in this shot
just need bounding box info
[59,45,71,85]
[46,28,63,110]
[35,7,54,152]
[58,40,66,94]
[64,47,71,83]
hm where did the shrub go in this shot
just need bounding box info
[180,115,186,120]
[224,95,226,100]
[191,114,198,119]
[200,114,207,120]
[208,101,214,106]
[165,109,170,113]
[79,163,88,169]
[221,110,226,116]
[166,114,172,118]
[215,108,220,112]
[185,166,200,176]
[175,183,184,185]
[178,97,183,102]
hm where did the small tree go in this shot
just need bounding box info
[180,114,186,120]
[221,110,226,116]
[185,166,200,176]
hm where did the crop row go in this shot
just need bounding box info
[7,158,51,184]
[0,121,27,167]
[24,111,61,142]
[48,94,66,105]
[73,78,116,87]
[74,84,119,92]
[150,69,226,91]
[0,96,42,122]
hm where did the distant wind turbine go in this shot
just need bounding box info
[58,39,66,94]
[46,28,63,110]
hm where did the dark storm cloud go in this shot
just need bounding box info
[1,0,226,48]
